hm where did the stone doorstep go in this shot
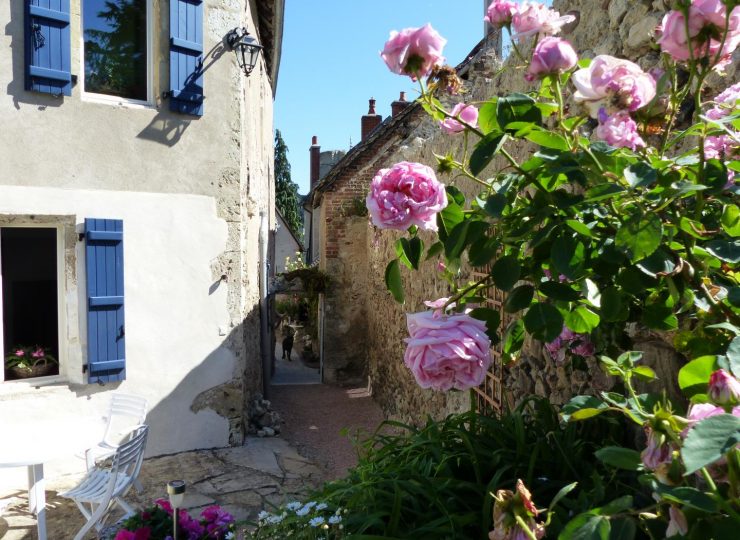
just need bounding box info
[0,437,324,539]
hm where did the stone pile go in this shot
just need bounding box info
[247,393,283,437]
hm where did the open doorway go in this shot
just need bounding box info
[271,292,321,385]
[1,227,60,381]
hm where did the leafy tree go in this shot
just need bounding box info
[274,130,303,240]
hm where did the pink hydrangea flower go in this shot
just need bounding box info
[404,303,492,391]
[366,161,447,231]
[381,24,446,80]
[572,55,657,117]
[658,1,740,68]
[484,0,518,28]
[440,102,479,134]
[525,37,578,81]
[511,1,575,40]
[708,369,740,406]
[595,109,646,150]
[666,506,689,538]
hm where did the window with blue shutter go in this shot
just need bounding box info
[169,0,204,116]
[25,0,72,97]
[85,219,125,384]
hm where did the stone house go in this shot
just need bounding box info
[308,0,738,422]
[0,0,284,477]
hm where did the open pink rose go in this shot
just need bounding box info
[658,1,740,68]
[511,1,575,40]
[572,55,656,117]
[440,102,479,134]
[484,0,518,28]
[366,161,447,231]
[595,109,646,150]
[526,37,577,81]
[381,24,446,80]
[404,304,492,391]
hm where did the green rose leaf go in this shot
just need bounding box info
[721,204,740,237]
[504,284,535,313]
[682,414,740,475]
[395,237,424,271]
[551,234,586,280]
[524,302,564,342]
[496,93,541,132]
[561,395,607,422]
[468,236,500,267]
[437,202,464,243]
[478,100,499,134]
[384,259,404,304]
[632,365,657,381]
[678,355,718,398]
[594,446,642,471]
[483,193,507,218]
[425,241,444,261]
[705,239,740,263]
[502,318,525,360]
[469,132,507,176]
[726,336,740,378]
[600,287,628,322]
[566,219,594,238]
[525,129,569,150]
[540,281,581,302]
[624,162,657,189]
[654,485,718,512]
[491,255,521,292]
[615,213,662,262]
[565,306,600,333]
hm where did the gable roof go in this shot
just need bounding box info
[276,208,304,250]
[310,35,493,204]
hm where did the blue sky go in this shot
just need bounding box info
[274,1,484,195]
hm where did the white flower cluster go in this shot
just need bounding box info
[252,500,346,539]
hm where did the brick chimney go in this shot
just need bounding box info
[361,98,382,141]
[391,91,410,117]
[310,135,320,190]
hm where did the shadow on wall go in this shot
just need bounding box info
[136,41,228,147]
[69,300,265,457]
[4,5,65,110]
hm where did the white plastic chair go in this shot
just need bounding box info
[85,393,148,470]
[61,424,148,540]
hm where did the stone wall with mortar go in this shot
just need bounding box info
[333,1,737,422]
[0,0,278,453]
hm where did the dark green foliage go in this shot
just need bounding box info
[312,399,643,539]
[274,130,303,240]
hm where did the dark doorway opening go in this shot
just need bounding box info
[2,228,59,380]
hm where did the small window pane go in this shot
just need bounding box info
[83,0,147,101]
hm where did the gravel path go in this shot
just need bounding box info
[269,384,385,480]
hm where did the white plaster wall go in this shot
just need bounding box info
[274,214,301,274]
[0,186,233,464]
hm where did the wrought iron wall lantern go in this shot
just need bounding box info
[225,27,264,76]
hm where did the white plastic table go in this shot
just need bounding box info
[0,418,102,540]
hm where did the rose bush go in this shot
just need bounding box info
[373,0,740,538]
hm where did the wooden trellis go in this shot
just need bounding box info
[471,269,506,417]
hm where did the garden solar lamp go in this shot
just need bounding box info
[167,480,186,540]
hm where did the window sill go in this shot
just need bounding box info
[81,92,155,110]
[0,376,69,399]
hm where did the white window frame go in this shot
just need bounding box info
[0,224,67,386]
[79,0,155,108]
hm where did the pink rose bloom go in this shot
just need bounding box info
[525,37,578,81]
[708,369,740,406]
[595,109,646,150]
[381,24,446,80]
[440,102,479,134]
[666,506,689,538]
[14,349,24,356]
[484,0,518,28]
[404,304,492,391]
[641,428,674,470]
[707,82,740,120]
[572,55,657,117]
[658,2,740,68]
[366,161,447,231]
[31,348,45,358]
[511,1,575,40]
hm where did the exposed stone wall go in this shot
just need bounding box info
[332,1,737,422]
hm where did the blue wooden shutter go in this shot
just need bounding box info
[169,0,204,116]
[85,219,125,383]
[25,0,72,96]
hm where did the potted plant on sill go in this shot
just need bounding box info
[5,346,58,379]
